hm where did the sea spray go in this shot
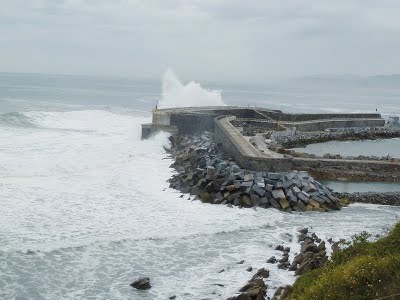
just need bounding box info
[159,68,225,108]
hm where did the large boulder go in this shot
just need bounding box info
[228,268,269,300]
[130,277,151,290]
[229,279,266,300]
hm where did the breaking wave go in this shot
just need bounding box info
[159,68,225,108]
[0,112,37,128]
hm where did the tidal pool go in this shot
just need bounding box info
[323,180,400,193]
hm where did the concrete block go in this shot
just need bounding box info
[243,174,254,182]
[279,198,290,209]
[272,189,285,200]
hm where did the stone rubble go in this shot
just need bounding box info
[167,133,342,212]
[271,127,400,150]
[266,228,337,299]
[227,268,269,300]
[267,228,329,275]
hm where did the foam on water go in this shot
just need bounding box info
[1,110,399,299]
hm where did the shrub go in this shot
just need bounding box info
[287,222,400,300]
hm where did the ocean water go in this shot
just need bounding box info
[1,72,400,299]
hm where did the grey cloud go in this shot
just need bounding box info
[1,0,400,83]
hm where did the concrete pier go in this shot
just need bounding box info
[141,106,400,181]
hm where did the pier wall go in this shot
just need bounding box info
[214,115,400,181]
[141,106,400,181]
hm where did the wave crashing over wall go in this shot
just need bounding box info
[159,69,225,108]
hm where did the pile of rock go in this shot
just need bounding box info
[228,268,269,300]
[168,133,342,212]
[284,150,399,162]
[273,245,291,270]
[291,231,328,275]
[267,228,328,275]
[232,120,275,137]
[267,229,330,299]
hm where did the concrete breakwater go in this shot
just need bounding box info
[167,132,342,212]
[142,106,400,182]
[215,116,400,182]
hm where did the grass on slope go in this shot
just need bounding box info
[287,222,400,300]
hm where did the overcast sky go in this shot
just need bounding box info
[1,0,400,83]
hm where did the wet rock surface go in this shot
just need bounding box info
[269,229,328,275]
[271,285,291,300]
[267,228,337,298]
[291,237,328,275]
[167,133,342,212]
[130,277,151,290]
[227,268,269,300]
[225,229,341,299]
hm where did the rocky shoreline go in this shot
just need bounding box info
[228,228,336,300]
[271,127,400,149]
[167,132,342,212]
[286,151,399,162]
[336,191,400,206]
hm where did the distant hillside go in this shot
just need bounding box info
[287,74,400,89]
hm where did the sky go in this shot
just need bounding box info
[1,0,400,83]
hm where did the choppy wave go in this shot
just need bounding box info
[1,107,399,300]
[0,109,150,136]
[5,221,276,256]
[0,112,37,128]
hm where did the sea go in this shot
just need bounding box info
[1,72,400,299]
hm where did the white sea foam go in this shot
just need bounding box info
[1,109,399,299]
[159,68,225,108]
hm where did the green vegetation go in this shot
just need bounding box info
[287,222,400,300]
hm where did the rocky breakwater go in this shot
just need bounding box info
[337,192,400,206]
[272,127,400,149]
[167,133,342,212]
